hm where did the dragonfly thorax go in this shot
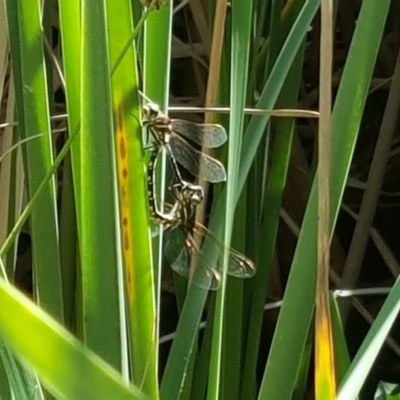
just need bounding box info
[168,181,203,225]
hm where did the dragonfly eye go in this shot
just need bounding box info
[142,105,150,118]
[148,103,160,115]
[143,103,160,120]
[180,182,204,204]
[189,186,204,204]
[176,191,201,207]
[190,192,203,204]
[188,183,204,198]
[169,181,204,205]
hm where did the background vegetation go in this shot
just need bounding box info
[0,0,399,399]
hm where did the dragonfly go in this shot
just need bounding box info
[142,103,228,184]
[147,146,256,289]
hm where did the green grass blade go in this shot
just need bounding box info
[237,0,319,194]
[143,5,173,106]
[0,342,43,400]
[143,4,173,294]
[0,277,146,399]
[143,4,173,387]
[241,41,305,399]
[190,301,215,399]
[259,1,391,398]
[107,1,158,396]
[0,110,44,396]
[160,284,208,398]
[337,282,400,399]
[330,294,350,385]
[58,0,81,331]
[58,0,81,206]
[220,279,245,400]
[208,0,253,398]
[0,344,12,400]
[5,0,64,320]
[0,86,19,280]
[208,0,320,241]
[58,155,78,331]
[292,324,313,399]
[80,0,121,369]
[0,129,79,262]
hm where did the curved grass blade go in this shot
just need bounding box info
[0,277,146,400]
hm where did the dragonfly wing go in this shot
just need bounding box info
[171,248,221,290]
[227,247,256,278]
[169,248,191,277]
[193,223,256,279]
[164,228,220,290]
[199,154,227,183]
[164,227,185,270]
[151,223,168,238]
[169,137,227,183]
[172,119,227,148]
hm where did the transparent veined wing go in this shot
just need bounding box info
[186,223,256,278]
[164,227,221,290]
[171,119,227,148]
[164,222,255,290]
[169,136,227,183]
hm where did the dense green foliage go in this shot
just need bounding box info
[0,1,397,399]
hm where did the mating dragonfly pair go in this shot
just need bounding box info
[143,103,255,289]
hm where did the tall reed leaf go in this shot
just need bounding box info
[260,1,391,398]
[0,279,145,399]
[80,0,121,369]
[162,1,320,397]
[5,0,63,320]
[207,0,253,398]
[108,1,158,395]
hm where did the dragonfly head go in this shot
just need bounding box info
[170,181,204,206]
[142,103,172,140]
[142,103,160,121]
